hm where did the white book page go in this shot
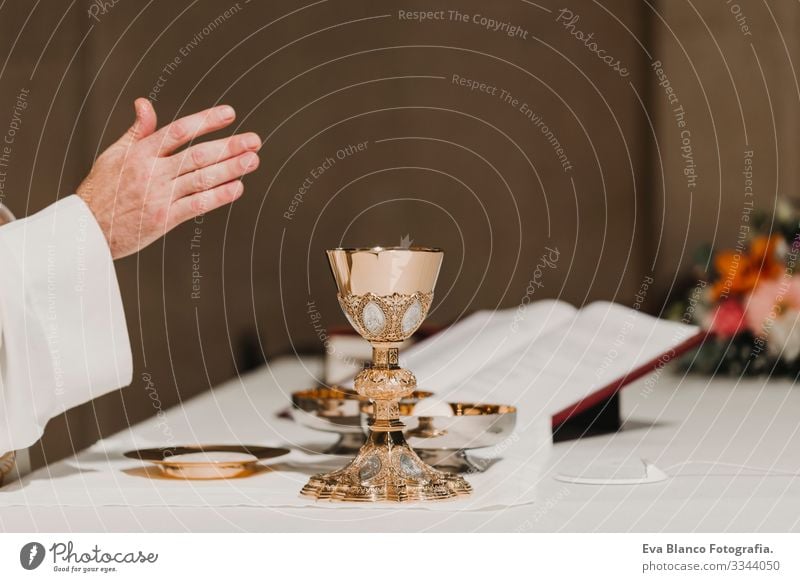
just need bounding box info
[402,299,578,395]
[447,301,699,421]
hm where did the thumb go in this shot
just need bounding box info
[118,98,157,146]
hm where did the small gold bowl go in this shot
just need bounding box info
[124,445,289,480]
[291,386,432,454]
[363,402,518,472]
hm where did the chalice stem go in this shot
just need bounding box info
[366,344,405,430]
[370,398,404,431]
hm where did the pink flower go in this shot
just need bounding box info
[745,276,800,336]
[705,299,746,338]
[766,312,800,361]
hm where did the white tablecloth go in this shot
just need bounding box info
[2,357,799,531]
[0,357,552,512]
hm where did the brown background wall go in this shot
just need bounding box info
[650,2,800,295]
[0,0,794,465]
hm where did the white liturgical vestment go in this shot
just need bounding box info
[0,195,132,454]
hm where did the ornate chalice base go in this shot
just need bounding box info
[301,429,472,502]
[300,295,471,501]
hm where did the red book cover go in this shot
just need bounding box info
[551,331,707,427]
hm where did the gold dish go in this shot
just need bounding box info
[124,445,289,480]
[292,386,432,455]
[403,403,517,473]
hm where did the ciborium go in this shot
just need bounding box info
[301,246,472,501]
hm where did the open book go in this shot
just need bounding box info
[391,300,702,426]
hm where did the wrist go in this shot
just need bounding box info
[76,180,115,258]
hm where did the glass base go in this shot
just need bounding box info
[301,429,472,502]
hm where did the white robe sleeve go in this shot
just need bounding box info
[0,195,132,453]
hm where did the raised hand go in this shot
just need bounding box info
[76,98,261,259]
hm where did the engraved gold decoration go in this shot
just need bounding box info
[338,292,432,342]
[301,246,472,502]
[291,386,433,455]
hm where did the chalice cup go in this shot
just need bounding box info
[301,246,472,501]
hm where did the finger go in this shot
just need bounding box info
[116,98,157,147]
[175,151,259,197]
[170,132,261,176]
[146,104,236,156]
[168,180,243,228]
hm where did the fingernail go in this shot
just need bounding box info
[241,152,259,171]
[231,181,244,200]
[243,134,261,149]
[219,105,235,120]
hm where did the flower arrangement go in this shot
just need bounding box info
[669,201,800,375]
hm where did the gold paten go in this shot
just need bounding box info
[291,386,432,455]
[124,445,289,480]
[301,247,472,502]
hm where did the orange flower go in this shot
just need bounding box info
[711,235,784,300]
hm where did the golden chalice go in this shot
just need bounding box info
[301,246,472,501]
